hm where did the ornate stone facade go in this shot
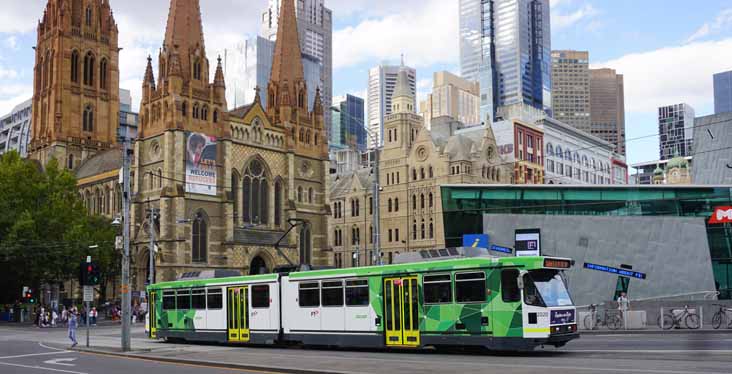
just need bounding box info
[29,0,120,169]
[129,0,329,289]
[329,68,510,268]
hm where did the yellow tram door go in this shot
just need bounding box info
[149,291,157,339]
[384,277,420,347]
[227,287,250,343]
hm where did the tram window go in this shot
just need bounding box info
[176,289,191,310]
[162,290,176,310]
[207,288,223,309]
[501,269,521,303]
[252,285,270,308]
[424,274,452,304]
[299,282,320,307]
[321,281,344,307]
[191,288,206,310]
[345,279,370,306]
[455,272,486,303]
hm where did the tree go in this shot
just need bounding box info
[0,151,109,303]
[65,215,120,302]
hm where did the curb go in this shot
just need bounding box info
[69,346,345,374]
[580,329,732,335]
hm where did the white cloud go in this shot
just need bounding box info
[0,1,45,34]
[333,0,458,70]
[553,4,598,30]
[0,65,18,80]
[593,38,732,114]
[686,8,732,43]
[0,84,32,115]
[4,36,18,50]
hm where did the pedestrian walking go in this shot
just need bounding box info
[617,292,630,328]
[51,309,58,328]
[90,307,97,326]
[68,308,78,348]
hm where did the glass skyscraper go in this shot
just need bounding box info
[459,0,552,122]
[714,70,732,114]
[331,95,366,152]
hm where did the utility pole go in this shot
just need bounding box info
[118,122,133,352]
[147,207,159,286]
[372,146,382,265]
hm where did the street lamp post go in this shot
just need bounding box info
[118,121,134,352]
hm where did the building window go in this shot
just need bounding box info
[193,103,200,119]
[412,194,417,210]
[99,58,108,90]
[429,193,433,208]
[308,187,314,204]
[213,110,219,123]
[421,221,426,239]
[85,6,92,27]
[299,224,312,265]
[420,194,425,209]
[192,212,208,263]
[83,52,95,86]
[193,59,202,80]
[429,166,433,178]
[369,197,373,215]
[83,105,94,132]
[182,101,188,117]
[232,171,239,223]
[429,221,434,239]
[242,159,269,225]
[274,180,282,226]
[388,198,392,212]
[394,198,399,212]
[71,51,79,83]
[67,154,74,170]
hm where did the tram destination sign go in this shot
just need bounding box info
[583,262,647,280]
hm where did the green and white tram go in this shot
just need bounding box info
[146,256,579,351]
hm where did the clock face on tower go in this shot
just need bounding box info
[416,146,429,162]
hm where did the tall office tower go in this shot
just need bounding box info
[367,64,417,148]
[459,0,552,122]
[419,71,480,130]
[262,0,332,129]
[590,68,626,155]
[217,36,321,112]
[552,51,591,132]
[714,70,732,114]
[658,103,695,160]
[330,94,366,151]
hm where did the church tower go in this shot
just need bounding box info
[29,0,120,169]
[139,0,227,139]
[267,0,327,160]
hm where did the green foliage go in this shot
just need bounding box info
[0,151,119,302]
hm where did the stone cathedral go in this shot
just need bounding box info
[130,0,330,289]
[30,0,331,292]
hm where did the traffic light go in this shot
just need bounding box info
[80,261,101,286]
[25,289,35,304]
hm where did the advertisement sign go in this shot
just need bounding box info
[463,234,490,249]
[709,206,732,224]
[185,132,218,196]
[490,245,513,254]
[515,229,541,257]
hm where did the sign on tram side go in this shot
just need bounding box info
[583,262,647,280]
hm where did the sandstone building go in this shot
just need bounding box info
[329,67,510,267]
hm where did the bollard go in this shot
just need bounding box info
[660,307,664,330]
[700,306,703,330]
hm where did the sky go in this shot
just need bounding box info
[1,0,731,165]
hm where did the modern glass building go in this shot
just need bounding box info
[459,0,552,121]
[441,185,732,299]
[330,94,366,152]
[714,70,732,115]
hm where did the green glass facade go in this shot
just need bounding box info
[441,185,732,299]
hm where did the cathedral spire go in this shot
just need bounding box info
[144,55,156,87]
[214,56,225,87]
[269,0,304,85]
[163,0,206,79]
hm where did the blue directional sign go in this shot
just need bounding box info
[584,262,647,280]
[490,245,513,254]
[463,234,490,249]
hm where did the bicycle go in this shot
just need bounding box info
[712,304,732,329]
[583,304,622,330]
[657,305,700,330]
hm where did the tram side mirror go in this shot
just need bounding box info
[517,270,528,289]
